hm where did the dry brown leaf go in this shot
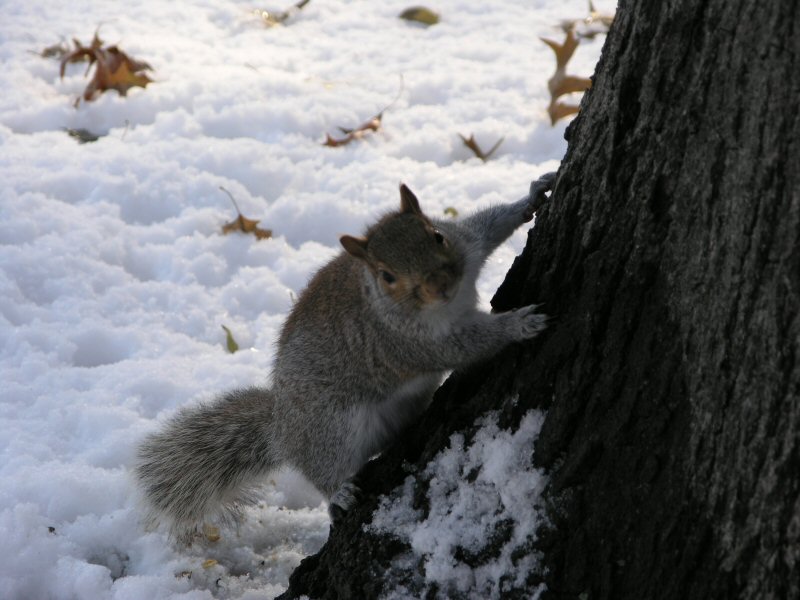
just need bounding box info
[540,28,581,71]
[323,115,383,147]
[560,0,614,39]
[59,31,105,77]
[201,559,218,569]
[553,74,593,97]
[222,215,272,239]
[541,27,592,124]
[458,133,504,162]
[220,187,273,240]
[59,32,152,104]
[257,0,311,27]
[83,48,152,100]
[323,77,404,147]
[37,40,71,59]
[547,101,582,125]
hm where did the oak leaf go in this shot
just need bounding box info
[37,40,71,59]
[323,77,404,147]
[547,101,582,125]
[220,187,273,240]
[541,27,592,125]
[458,133,504,162]
[60,33,152,104]
[560,0,614,39]
[323,115,383,147]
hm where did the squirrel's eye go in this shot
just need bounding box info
[380,270,396,284]
[434,230,445,245]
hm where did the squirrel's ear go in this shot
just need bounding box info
[340,235,369,260]
[399,183,423,216]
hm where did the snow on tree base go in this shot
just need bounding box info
[369,409,548,600]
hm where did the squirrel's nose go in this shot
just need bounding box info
[424,271,455,300]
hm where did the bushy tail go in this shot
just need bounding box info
[135,387,279,541]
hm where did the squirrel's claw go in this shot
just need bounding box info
[328,480,363,524]
[525,171,557,219]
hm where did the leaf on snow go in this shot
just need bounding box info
[323,115,383,147]
[540,27,592,125]
[220,186,273,240]
[63,127,100,144]
[58,30,105,75]
[256,0,312,27]
[559,0,614,40]
[221,325,239,354]
[323,76,404,147]
[443,207,459,218]
[547,101,582,125]
[36,40,71,59]
[399,6,440,26]
[458,133,504,162]
[59,32,153,104]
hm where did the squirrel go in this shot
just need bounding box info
[135,173,555,541]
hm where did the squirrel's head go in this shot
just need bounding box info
[340,184,464,309]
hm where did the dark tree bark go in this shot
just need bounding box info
[279,0,799,598]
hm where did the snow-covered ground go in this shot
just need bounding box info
[0,1,610,598]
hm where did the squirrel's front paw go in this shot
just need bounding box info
[508,304,548,340]
[328,481,363,524]
[522,172,558,222]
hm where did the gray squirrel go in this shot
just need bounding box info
[135,173,555,541]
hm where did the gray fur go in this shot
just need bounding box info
[135,173,555,540]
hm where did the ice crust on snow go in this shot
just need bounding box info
[0,0,608,597]
[371,410,548,600]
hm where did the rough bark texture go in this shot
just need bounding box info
[280,0,800,598]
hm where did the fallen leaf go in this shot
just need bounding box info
[222,214,272,239]
[256,0,312,27]
[443,207,459,218]
[399,6,440,26]
[201,559,218,569]
[323,77,404,147]
[220,186,273,240]
[203,524,221,542]
[560,0,614,39]
[36,40,71,59]
[323,115,382,147]
[221,325,239,354]
[59,31,104,76]
[63,127,100,144]
[540,28,580,73]
[540,27,592,124]
[60,32,152,104]
[458,133,504,162]
[547,101,582,125]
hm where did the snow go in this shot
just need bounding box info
[0,0,609,598]
[371,410,548,599]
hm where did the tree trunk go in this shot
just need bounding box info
[280,0,800,598]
